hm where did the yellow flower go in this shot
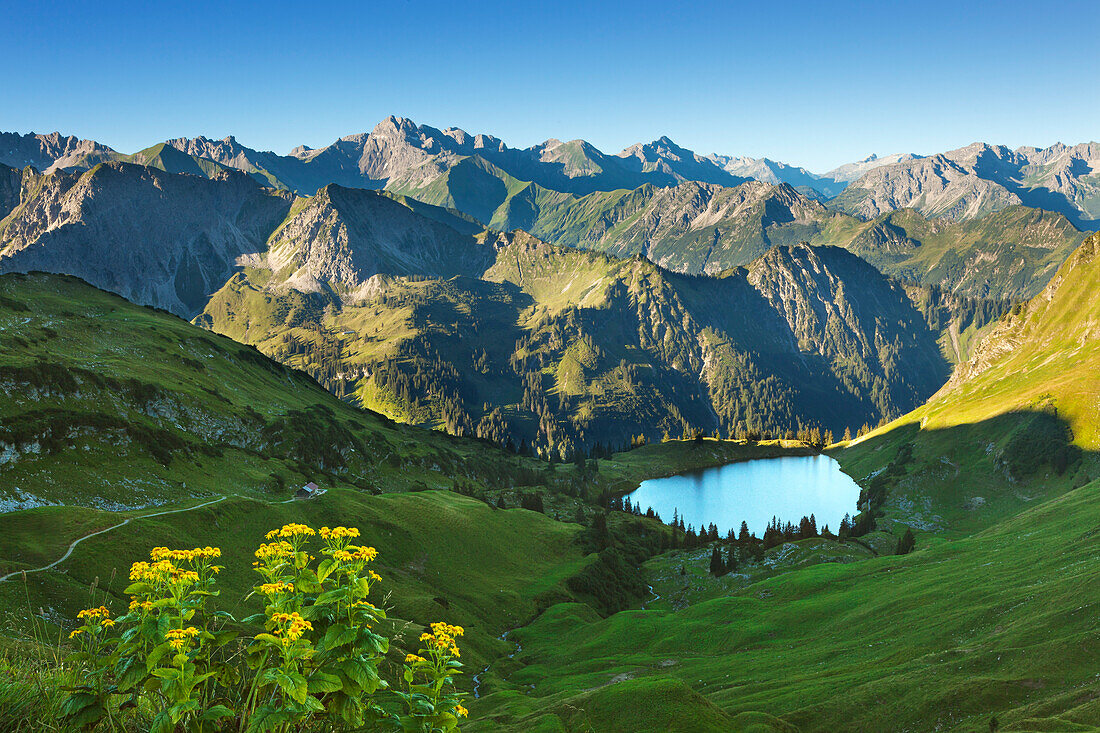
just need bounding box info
[331,545,379,564]
[455,704,469,718]
[102,618,116,628]
[164,626,200,651]
[69,628,84,639]
[405,653,425,664]
[430,622,464,637]
[129,561,150,581]
[271,523,315,539]
[77,606,110,620]
[368,570,382,582]
[259,582,294,595]
[319,526,360,540]
[148,546,222,563]
[419,621,464,659]
[255,540,294,561]
[269,611,312,645]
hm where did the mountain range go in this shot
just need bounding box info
[1,118,1094,454]
[0,160,1016,455]
[4,119,1097,230]
[3,115,1100,733]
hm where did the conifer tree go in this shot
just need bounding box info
[709,546,724,576]
[725,544,738,573]
[895,528,916,555]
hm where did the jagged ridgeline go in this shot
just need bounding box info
[0,161,1018,456]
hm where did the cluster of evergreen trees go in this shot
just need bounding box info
[612,494,895,573]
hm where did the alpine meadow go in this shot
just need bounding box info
[1,2,1099,731]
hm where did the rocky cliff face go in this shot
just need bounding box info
[0,163,293,316]
[746,244,947,407]
[264,185,498,293]
[835,142,1100,228]
[515,180,837,273]
[0,164,22,219]
[0,131,119,173]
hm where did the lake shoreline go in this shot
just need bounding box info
[623,453,861,537]
[603,439,819,500]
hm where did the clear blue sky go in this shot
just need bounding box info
[3,0,1097,172]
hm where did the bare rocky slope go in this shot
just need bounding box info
[835,141,1100,229]
[0,162,294,314]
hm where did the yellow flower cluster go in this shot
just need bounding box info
[150,546,221,562]
[265,523,315,540]
[130,559,200,585]
[455,705,469,718]
[77,606,110,620]
[331,545,379,563]
[259,582,294,596]
[128,598,154,613]
[255,540,294,562]
[270,612,313,645]
[73,607,118,634]
[405,653,425,664]
[319,526,360,540]
[165,626,200,651]
[129,561,150,581]
[69,628,84,639]
[420,622,464,658]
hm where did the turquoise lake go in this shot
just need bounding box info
[623,454,862,535]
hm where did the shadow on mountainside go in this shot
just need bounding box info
[836,408,1096,538]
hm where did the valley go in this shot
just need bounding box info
[0,118,1097,732]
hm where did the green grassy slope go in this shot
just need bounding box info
[463,234,1100,731]
[0,270,802,645]
[122,143,237,179]
[0,271,560,511]
[471,474,1100,731]
[841,231,1100,535]
[0,488,588,677]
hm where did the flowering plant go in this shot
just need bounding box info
[59,524,467,732]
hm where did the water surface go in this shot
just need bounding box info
[624,454,861,535]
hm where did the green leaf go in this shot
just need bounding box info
[354,576,372,598]
[307,670,343,694]
[212,628,239,647]
[275,670,309,704]
[200,704,235,722]
[59,692,103,725]
[149,712,173,733]
[123,581,153,595]
[313,588,347,606]
[116,656,147,692]
[321,623,356,652]
[252,632,282,647]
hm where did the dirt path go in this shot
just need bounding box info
[0,495,229,584]
[0,489,324,585]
